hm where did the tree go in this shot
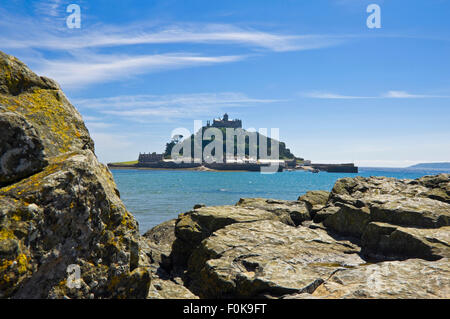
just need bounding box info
[164,135,183,158]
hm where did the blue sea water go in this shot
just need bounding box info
[111,167,450,233]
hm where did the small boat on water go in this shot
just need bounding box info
[312,168,320,173]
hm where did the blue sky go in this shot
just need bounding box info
[1,0,450,167]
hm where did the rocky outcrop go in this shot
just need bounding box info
[171,204,296,268]
[361,222,450,261]
[298,190,330,216]
[0,51,150,298]
[417,174,450,204]
[285,257,449,299]
[0,52,94,157]
[318,176,450,261]
[187,220,362,298]
[155,175,450,299]
[237,198,310,225]
[0,106,47,187]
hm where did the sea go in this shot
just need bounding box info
[111,167,450,234]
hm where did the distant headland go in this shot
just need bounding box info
[108,113,358,173]
[409,162,450,170]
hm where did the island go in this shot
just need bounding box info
[107,113,358,173]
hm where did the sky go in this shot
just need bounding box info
[1,0,450,167]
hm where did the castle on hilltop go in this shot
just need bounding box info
[206,113,242,129]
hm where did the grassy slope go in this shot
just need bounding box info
[108,160,138,166]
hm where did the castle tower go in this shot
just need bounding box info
[223,113,229,121]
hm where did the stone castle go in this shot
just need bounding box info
[206,113,242,129]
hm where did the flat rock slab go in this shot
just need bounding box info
[362,222,450,260]
[172,205,293,266]
[148,278,198,299]
[322,194,450,238]
[236,198,310,225]
[286,258,450,299]
[369,195,450,228]
[187,220,364,298]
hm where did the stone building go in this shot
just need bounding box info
[138,152,163,163]
[206,113,242,129]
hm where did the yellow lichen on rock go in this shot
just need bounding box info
[0,89,86,155]
[0,51,150,299]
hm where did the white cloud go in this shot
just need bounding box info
[0,9,348,88]
[0,18,345,53]
[382,90,449,98]
[89,132,135,163]
[74,92,282,121]
[84,121,113,129]
[301,91,374,99]
[34,0,63,18]
[75,92,281,109]
[82,115,102,121]
[34,53,244,88]
[302,90,450,99]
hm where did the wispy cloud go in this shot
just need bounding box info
[34,53,244,88]
[382,90,450,98]
[75,92,282,109]
[0,7,348,87]
[301,91,375,99]
[301,90,450,99]
[33,0,64,18]
[75,92,282,121]
[0,18,345,53]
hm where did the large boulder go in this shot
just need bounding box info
[329,176,429,199]
[0,51,94,158]
[417,174,450,204]
[322,201,371,238]
[0,150,150,298]
[186,220,363,298]
[361,222,450,261]
[163,174,450,298]
[317,175,450,261]
[171,205,294,267]
[298,190,330,216]
[0,51,150,298]
[143,219,177,271]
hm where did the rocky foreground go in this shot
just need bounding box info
[0,51,449,299]
[147,179,449,299]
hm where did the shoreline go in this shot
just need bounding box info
[107,161,358,173]
[107,164,320,173]
[108,165,266,172]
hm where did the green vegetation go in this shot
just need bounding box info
[109,160,138,166]
[164,127,298,160]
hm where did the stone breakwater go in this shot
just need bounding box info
[0,51,449,299]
